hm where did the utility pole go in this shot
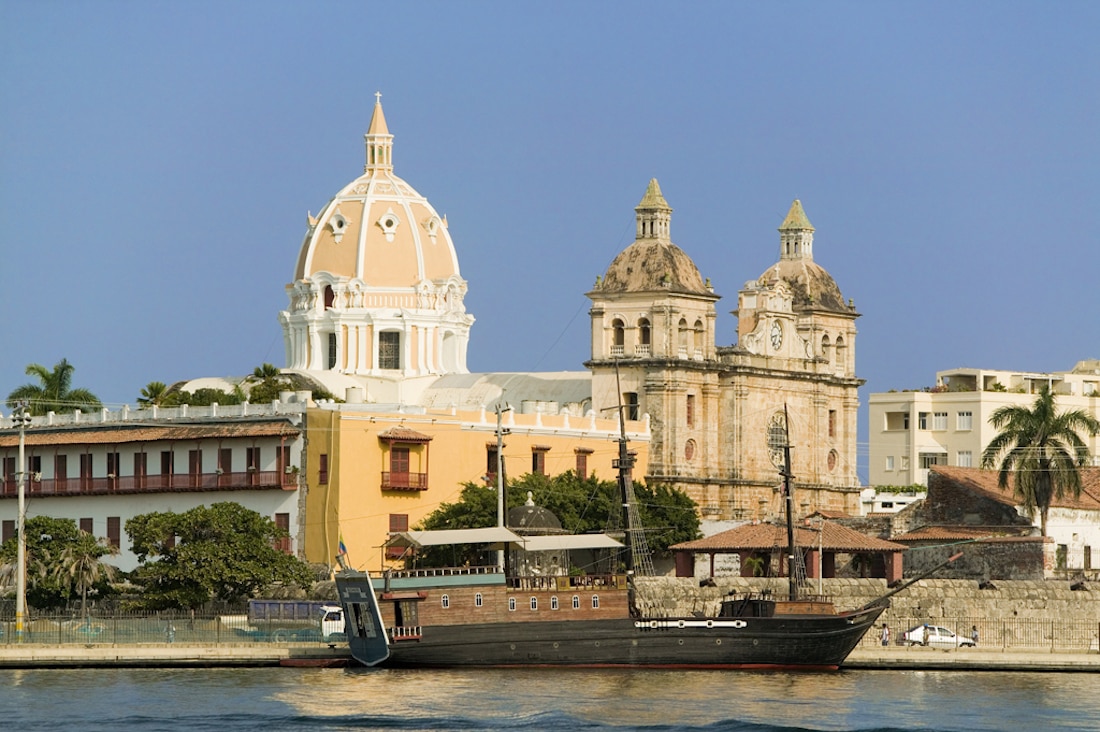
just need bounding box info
[12,403,31,642]
[495,402,511,572]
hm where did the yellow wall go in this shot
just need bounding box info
[302,406,650,572]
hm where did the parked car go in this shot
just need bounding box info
[901,624,975,648]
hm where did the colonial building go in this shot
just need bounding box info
[587,184,863,521]
[868,362,1100,488]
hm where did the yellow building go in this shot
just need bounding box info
[302,403,648,572]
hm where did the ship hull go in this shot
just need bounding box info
[336,573,883,670]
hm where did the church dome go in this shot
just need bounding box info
[508,492,564,535]
[755,200,849,313]
[598,179,710,296]
[292,98,460,287]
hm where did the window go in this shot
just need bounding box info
[885,456,895,471]
[80,518,93,534]
[441,595,450,609]
[551,596,559,610]
[508,597,517,612]
[56,455,68,490]
[189,449,202,487]
[574,448,592,478]
[933,412,948,431]
[957,450,973,468]
[106,452,120,479]
[107,517,121,549]
[391,446,410,475]
[572,595,580,610]
[530,597,538,611]
[828,410,837,438]
[218,448,232,476]
[918,412,929,430]
[161,450,173,477]
[637,318,651,355]
[80,453,93,491]
[624,392,639,421]
[318,454,329,484]
[532,447,549,475]
[591,595,600,609]
[611,319,625,356]
[957,411,973,430]
[247,447,261,472]
[920,453,947,469]
[486,445,500,481]
[901,456,910,470]
[327,332,338,370]
[274,512,291,554]
[686,394,696,428]
[387,514,409,558]
[379,331,401,370]
[475,593,483,608]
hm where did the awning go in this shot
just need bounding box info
[520,534,623,551]
[384,527,525,549]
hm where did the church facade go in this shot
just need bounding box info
[587,183,863,520]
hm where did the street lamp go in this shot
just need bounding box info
[11,403,32,642]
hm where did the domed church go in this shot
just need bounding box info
[587,182,863,519]
[277,96,862,527]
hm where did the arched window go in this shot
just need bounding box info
[835,336,847,372]
[678,318,689,357]
[324,285,335,310]
[821,334,832,362]
[611,319,625,357]
[379,331,401,370]
[327,332,337,370]
[638,318,651,344]
[693,319,704,355]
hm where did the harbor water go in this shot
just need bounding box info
[2,666,1098,731]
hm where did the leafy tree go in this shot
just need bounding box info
[6,359,102,415]
[126,502,313,610]
[980,385,1100,536]
[413,471,699,567]
[0,516,118,610]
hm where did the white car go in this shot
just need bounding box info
[901,624,976,648]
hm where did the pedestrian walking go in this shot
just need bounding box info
[880,623,890,647]
[971,625,979,645]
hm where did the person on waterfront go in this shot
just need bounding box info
[880,623,890,647]
[971,626,979,645]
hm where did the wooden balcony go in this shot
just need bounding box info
[381,471,429,491]
[0,470,297,498]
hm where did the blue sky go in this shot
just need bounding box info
[2,2,1098,478]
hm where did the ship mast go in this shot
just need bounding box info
[612,360,654,577]
[781,404,798,602]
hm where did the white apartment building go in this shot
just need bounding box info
[869,361,1100,489]
[1,402,307,571]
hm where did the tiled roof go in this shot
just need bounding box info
[671,520,905,553]
[376,426,433,443]
[892,525,1040,543]
[931,465,1100,511]
[0,419,300,448]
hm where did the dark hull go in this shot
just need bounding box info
[337,574,883,670]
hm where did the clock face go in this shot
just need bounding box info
[770,320,783,351]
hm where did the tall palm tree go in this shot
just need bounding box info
[981,385,1100,537]
[6,359,102,416]
[252,363,282,380]
[52,535,119,619]
[138,381,169,406]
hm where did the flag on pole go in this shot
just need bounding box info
[336,535,350,570]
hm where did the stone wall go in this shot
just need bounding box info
[633,576,1100,625]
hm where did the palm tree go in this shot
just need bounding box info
[981,385,1100,537]
[52,535,119,619]
[137,381,169,406]
[6,359,102,416]
[252,363,282,380]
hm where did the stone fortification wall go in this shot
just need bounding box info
[633,576,1100,624]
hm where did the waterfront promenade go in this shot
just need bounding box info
[1,643,1096,671]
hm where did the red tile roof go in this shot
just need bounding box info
[376,426,433,443]
[671,520,905,553]
[891,525,1040,543]
[0,419,300,448]
[931,465,1100,511]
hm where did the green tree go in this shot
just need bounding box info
[0,516,118,610]
[126,502,313,610]
[252,363,282,379]
[981,385,1100,536]
[414,471,699,566]
[52,536,119,618]
[137,381,169,406]
[6,359,102,415]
